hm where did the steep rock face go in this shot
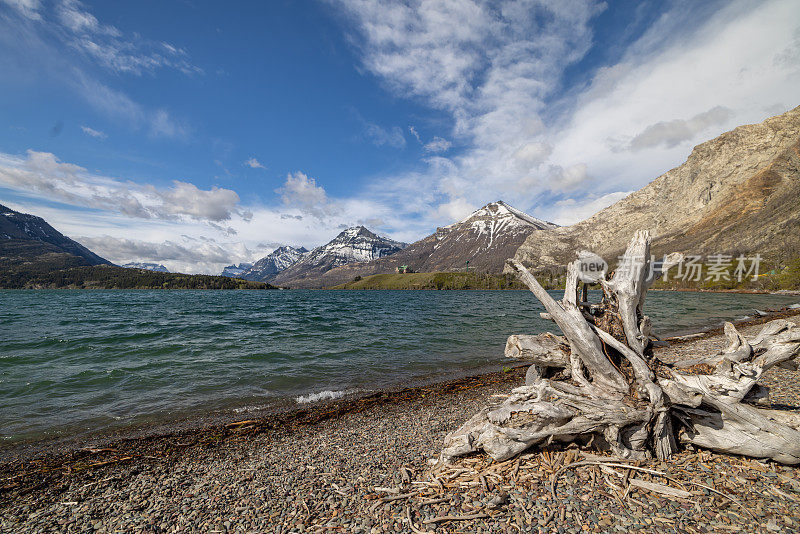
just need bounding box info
[238,246,308,282]
[270,227,406,287]
[302,201,556,287]
[0,204,109,266]
[514,105,800,270]
[123,262,169,273]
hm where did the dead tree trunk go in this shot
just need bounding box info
[440,231,800,465]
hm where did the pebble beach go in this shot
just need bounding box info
[2,312,800,533]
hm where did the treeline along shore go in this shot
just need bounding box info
[0,263,275,290]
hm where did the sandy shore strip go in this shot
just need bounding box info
[2,311,800,533]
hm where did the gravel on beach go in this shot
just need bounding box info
[2,314,800,533]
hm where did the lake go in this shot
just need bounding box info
[1,289,798,446]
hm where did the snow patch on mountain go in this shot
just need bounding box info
[300,226,406,268]
[123,262,170,272]
[240,246,308,281]
[220,263,253,278]
[436,201,556,251]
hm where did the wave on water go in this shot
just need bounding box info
[3,289,800,443]
[295,389,354,404]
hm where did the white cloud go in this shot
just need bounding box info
[0,150,242,223]
[436,197,475,222]
[423,136,451,153]
[363,122,406,148]
[76,235,268,275]
[338,0,605,211]
[80,125,106,139]
[544,191,632,226]
[276,172,337,219]
[337,0,800,223]
[408,125,421,142]
[551,163,591,192]
[53,0,202,76]
[245,157,266,169]
[548,0,800,193]
[627,106,734,151]
[1,0,41,20]
[149,109,189,139]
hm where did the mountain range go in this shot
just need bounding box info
[268,227,407,287]
[239,246,308,282]
[280,201,556,288]
[3,105,799,288]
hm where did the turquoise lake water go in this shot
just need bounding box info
[1,289,798,445]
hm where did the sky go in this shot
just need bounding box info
[0,0,798,274]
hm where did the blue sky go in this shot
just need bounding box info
[1,0,798,273]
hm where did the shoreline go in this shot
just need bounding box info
[2,307,798,473]
[4,305,799,465]
[2,310,799,532]
[4,286,800,294]
[0,366,531,497]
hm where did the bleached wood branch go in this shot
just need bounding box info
[440,231,800,466]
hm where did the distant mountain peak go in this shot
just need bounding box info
[123,262,169,273]
[335,225,376,240]
[307,226,406,264]
[269,226,407,286]
[235,245,308,282]
[220,262,253,278]
[454,200,557,230]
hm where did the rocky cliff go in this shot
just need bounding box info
[514,105,800,270]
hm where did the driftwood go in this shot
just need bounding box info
[440,231,800,465]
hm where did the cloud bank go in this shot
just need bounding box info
[338,0,800,225]
[0,150,242,223]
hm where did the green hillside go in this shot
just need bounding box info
[330,271,556,290]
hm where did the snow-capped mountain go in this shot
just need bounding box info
[296,201,556,287]
[0,203,109,266]
[239,246,308,282]
[302,226,406,266]
[123,262,170,273]
[271,227,406,286]
[219,262,253,278]
[437,201,556,251]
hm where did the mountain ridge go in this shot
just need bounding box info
[269,226,407,287]
[277,201,556,288]
[514,105,800,271]
[0,203,110,267]
[238,246,308,282]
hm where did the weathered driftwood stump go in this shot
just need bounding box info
[441,231,800,465]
